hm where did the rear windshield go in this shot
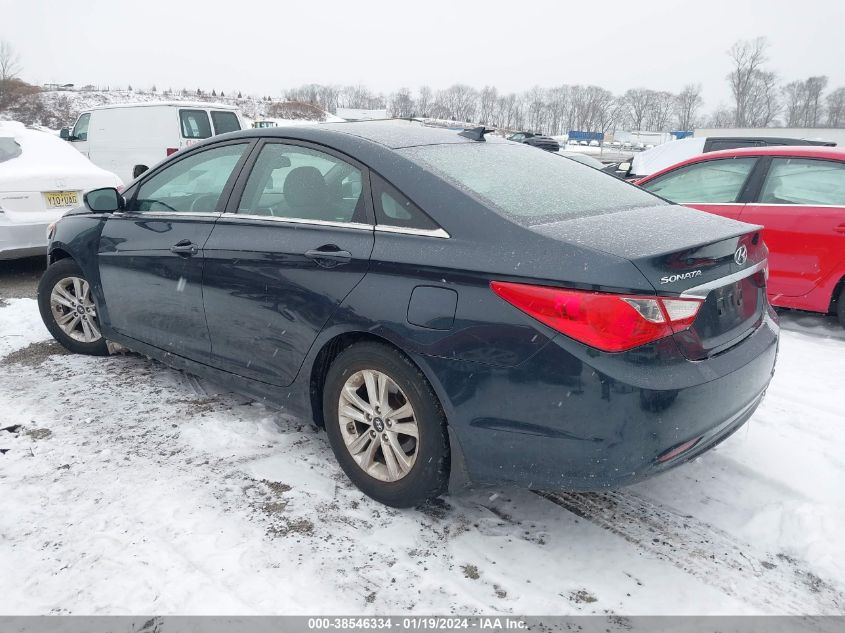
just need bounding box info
[0,137,22,163]
[180,109,212,139]
[401,142,663,224]
[211,110,240,134]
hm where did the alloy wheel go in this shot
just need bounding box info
[50,276,102,343]
[337,369,419,482]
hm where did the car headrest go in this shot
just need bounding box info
[283,166,328,209]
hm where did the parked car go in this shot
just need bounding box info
[38,122,778,507]
[629,135,835,180]
[0,122,122,260]
[636,145,845,327]
[508,132,560,152]
[60,102,244,184]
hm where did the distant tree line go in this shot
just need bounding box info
[2,37,845,132]
[282,37,845,133]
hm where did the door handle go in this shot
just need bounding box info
[835,224,845,235]
[170,240,198,256]
[304,246,352,266]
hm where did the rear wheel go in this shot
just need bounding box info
[322,342,449,507]
[37,259,108,356]
[837,286,845,329]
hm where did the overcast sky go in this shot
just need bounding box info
[2,0,844,110]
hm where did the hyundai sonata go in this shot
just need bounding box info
[38,121,779,507]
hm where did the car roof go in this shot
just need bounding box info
[236,119,480,149]
[639,145,845,182]
[701,145,845,160]
[86,101,240,112]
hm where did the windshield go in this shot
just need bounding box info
[0,137,22,163]
[400,142,663,225]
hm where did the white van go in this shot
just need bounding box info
[61,102,244,184]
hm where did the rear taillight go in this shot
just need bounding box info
[166,147,179,156]
[490,281,703,353]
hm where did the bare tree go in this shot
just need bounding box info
[545,86,570,136]
[745,70,780,127]
[727,37,770,126]
[387,87,414,118]
[524,86,547,132]
[415,86,433,117]
[826,87,845,128]
[674,84,703,131]
[622,88,654,131]
[707,104,735,128]
[645,91,675,131]
[433,84,477,122]
[478,85,498,125]
[0,40,23,105]
[0,40,21,82]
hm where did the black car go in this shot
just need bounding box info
[507,131,560,152]
[38,121,779,507]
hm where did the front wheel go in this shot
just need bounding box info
[322,342,449,508]
[37,258,109,356]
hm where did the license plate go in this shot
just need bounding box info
[44,191,79,208]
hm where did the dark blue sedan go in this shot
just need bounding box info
[38,121,779,507]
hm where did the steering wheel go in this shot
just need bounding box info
[190,194,220,212]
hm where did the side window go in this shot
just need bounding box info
[132,143,247,213]
[179,109,212,139]
[211,111,241,134]
[372,174,441,232]
[237,143,366,223]
[72,113,91,141]
[759,158,845,206]
[642,158,757,203]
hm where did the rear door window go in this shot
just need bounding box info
[179,109,212,139]
[642,158,757,203]
[759,158,845,206]
[237,143,366,223]
[211,111,241,134]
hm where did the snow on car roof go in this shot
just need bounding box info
[84,101,240,111]
[317,120,491,149]
[631,137,706,177]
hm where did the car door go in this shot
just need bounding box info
[740,157,845,299]
[639,157,759,221]
[68,113,91,157]
[97,140,252,361]
[201,140,375,387]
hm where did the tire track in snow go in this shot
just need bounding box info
[534,490,844,615]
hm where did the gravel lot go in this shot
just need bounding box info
[1,261,843,616]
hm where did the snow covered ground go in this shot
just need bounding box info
[0,295,843,616]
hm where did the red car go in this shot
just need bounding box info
[636,146,845,327]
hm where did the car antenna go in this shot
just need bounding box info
[458,126,496,141]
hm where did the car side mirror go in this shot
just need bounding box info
[84,187,124,213]
[60,128,70,140]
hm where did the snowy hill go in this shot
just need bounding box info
[2,88,340,128]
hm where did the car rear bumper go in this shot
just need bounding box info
[0,219,49,259]
[420,309,779,490]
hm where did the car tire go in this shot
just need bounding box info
[37,258,109,356]
[837,285,845,329]
[322,341,449,508]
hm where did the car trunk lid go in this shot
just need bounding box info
[529,204,768,359]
